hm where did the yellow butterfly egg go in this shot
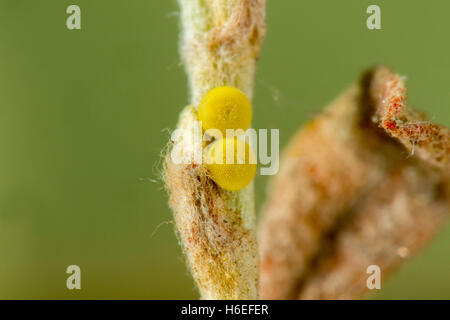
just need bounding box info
[198,86,252,138]
[206,137,257,191]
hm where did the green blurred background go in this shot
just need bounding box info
[0,0,449,299]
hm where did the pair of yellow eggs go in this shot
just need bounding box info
[198,86,256,191]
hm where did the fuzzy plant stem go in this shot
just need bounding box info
[164,0,265,300]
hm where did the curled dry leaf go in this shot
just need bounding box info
[164,0,266,299]
[259,66,450,300]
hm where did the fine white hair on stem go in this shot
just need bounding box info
[179,0,266,105]
[164,0,266,299]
